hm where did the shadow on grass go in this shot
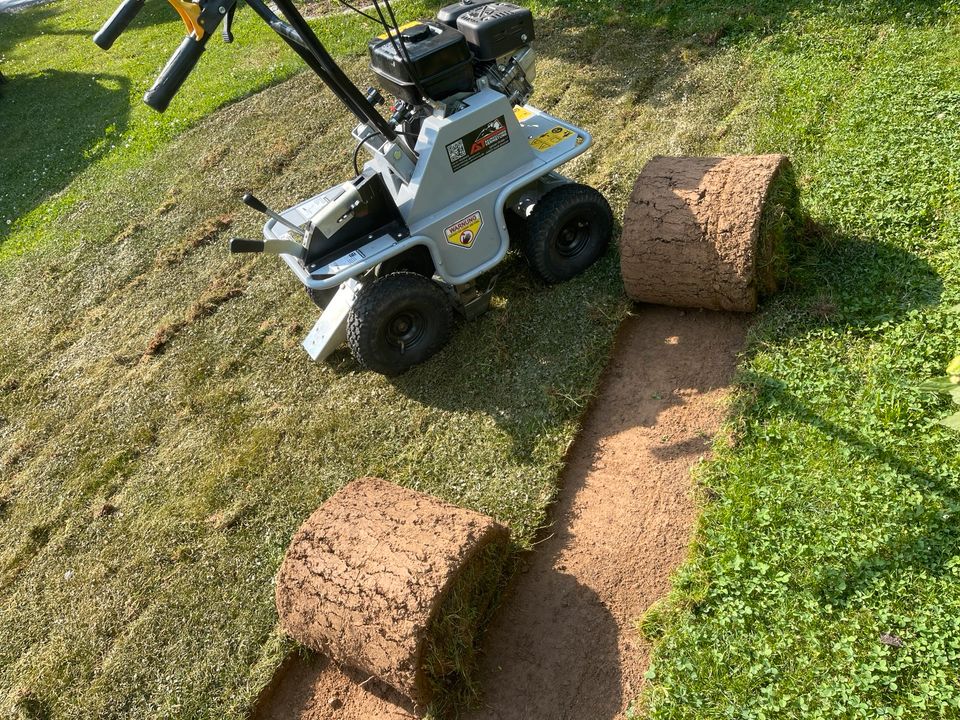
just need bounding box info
[0,3,61,58]
[763,222,943,336]
[0,68,130,239]
[379,251,622,463]
[738,378,960,610]
[724,216,947,607]
[0,0,180,240]
[538,0,952,39]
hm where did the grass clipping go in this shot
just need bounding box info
[421,541,513,718]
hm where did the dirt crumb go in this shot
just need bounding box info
[93,502,118,519]
[143,266,250,357]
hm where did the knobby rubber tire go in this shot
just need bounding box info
[347,272,453,376]
[522,183,613,284]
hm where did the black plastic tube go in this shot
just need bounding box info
[92,0,146,50]
[143,34,208,112]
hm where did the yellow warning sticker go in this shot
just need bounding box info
[377,21,422,40]
[513,106,534,122]
[529,126,575,152]
[445,211,483,249]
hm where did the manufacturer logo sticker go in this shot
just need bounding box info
[446,116,510,172]
[444,211,483,248]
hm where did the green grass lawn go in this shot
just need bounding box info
[616,1,960,718]
[2,0,960,717]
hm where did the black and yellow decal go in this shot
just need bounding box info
[513,106,534,122]
[444,211,483,248]
[530,126,575,152]
[445,116,510,173]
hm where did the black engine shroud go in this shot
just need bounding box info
[368,1,534,104]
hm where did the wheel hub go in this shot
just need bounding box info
[386,309,425,350]
[556,216,591,258]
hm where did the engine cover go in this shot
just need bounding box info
[436,0,493,28]
[456,2,534,61]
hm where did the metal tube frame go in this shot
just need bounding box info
[244,0,399,144]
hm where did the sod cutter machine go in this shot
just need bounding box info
[94,0,613,375]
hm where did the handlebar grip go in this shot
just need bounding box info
[92,0,146,50]
[241,193,269,214]
[144,34,207,112]
[229,238,265,253]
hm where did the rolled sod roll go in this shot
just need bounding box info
[620,154,797,312]
[275,477,510,706]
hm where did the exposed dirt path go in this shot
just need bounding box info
[252,305,748,720]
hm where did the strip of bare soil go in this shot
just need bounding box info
[252,305,748,719]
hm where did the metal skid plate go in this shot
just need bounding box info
[302,278,362,361]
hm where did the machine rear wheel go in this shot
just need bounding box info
[347,272,453,375]
[522,183,612,284]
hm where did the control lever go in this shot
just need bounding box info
[222,3,237,43]
[229,237,305,257]
[241,192,302,234]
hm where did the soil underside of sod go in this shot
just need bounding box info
[2,0,960,718]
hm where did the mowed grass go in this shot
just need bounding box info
[2,0,960,718]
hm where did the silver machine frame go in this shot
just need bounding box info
[93,0,600,366]
[263,88,593,362]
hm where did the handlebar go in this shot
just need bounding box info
[92,0,395,138]
[143,34,208,112]
[92,0,146,50]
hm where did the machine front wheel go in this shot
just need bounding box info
[522,183,613,284]
[347,272,453,376]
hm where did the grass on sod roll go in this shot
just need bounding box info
[2,0,960,717]
[756,160,803,299]
[422,539,513,717]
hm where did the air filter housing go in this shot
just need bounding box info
[456,2,534,60]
